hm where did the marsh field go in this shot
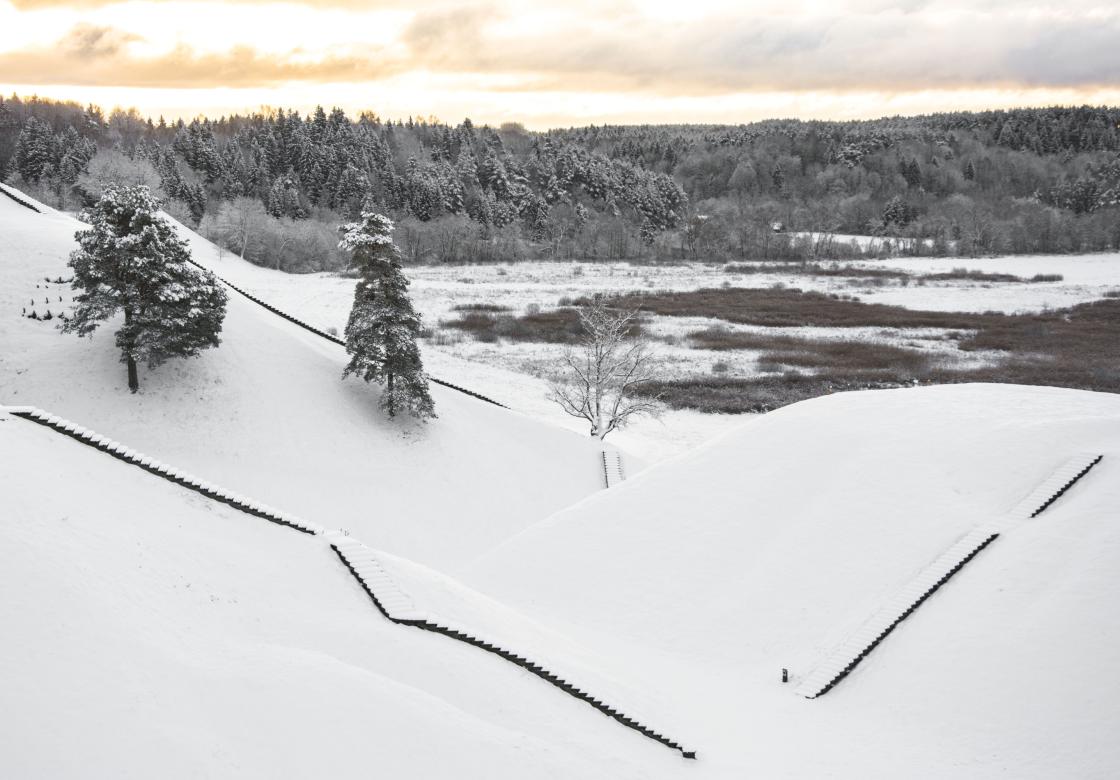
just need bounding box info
[189,244,1120,455]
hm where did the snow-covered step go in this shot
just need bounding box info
[1000,454,1103,527]
[796,453,1103,699]
[327,537,420,620]
[6,406,325,536]
[795,527,999,699]
[602,450,625,488]
[324,532,695,758]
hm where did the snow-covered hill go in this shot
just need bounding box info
[468,384,1120,778]
[0,410,670,779]
[0,189,610,571]
[3,183,1119,778]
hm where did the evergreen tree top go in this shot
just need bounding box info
[338,211,397,253]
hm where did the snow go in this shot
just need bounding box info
[0,192,609,571]
[3,184,1120,778]
[854,253,1120,312]
[0,181,56,214]
[466,384,1120,778]
[0,412,667,779]
[786,229,936,252]
[158,229,1120,460]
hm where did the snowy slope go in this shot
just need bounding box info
[0,189,607,570]
[0,410,676,779]
[5,181,1120,778]
[467,384,1120,778]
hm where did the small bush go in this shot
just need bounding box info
[427,329,465,346]
[442,305,641,344]
[631,373,915,414]
[451,302,512,313]
[927,267,1021,283]
[442,311,499,334]
[723,262,911,280]
[1029,273,1064,283]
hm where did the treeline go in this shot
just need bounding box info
[2,94,1120,270]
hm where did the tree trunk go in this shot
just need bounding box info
[123,305,139,393]
[386,373,395,417]
[127,355,139,394]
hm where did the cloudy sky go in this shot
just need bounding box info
[2,0,1119,127]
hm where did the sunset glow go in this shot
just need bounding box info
[3,0,1120,125]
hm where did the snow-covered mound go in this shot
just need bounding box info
[467,384,1120,778]
[0,188,607,570]
[0,410,674,778]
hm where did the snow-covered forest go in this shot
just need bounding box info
[3,96,1120,272]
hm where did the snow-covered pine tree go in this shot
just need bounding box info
[338,212,435,421]
[61,185,228,393]
[14,117,56,183]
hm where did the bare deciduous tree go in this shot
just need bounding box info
[550,299,660,440]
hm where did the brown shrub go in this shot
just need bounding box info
[632,372,916,414]
[641,298,1120,412]
[723,262,911,280]
[442,306,640,344]
[451,302,513,313]
[586,287,997,329]
[688,327,930,372]
[926,267,1022,283]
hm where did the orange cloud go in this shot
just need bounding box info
[3,2,1120,96]
[0,37,404,88]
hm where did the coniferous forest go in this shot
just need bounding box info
[3,94,1119,272]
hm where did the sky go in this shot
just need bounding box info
[2,0,1120,128]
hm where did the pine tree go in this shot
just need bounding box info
[901,158,922,188]
[14,117,56,183]
[573,202,589,234]
[771,161,785,192]
[61,185,228,393]
[338,212,435,421]
[267,168,305,218]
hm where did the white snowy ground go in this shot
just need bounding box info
[3,383,1117,778]
[172,216,740,460]
[2,185,1119,777]
[467,384,1120,779]
[0,412,669,779]
[786,229,936,252]
[175,222,1120,460]
[0,192,613,571]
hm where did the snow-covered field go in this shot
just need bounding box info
[3,186,1120,778]
[166,235,1120,459]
